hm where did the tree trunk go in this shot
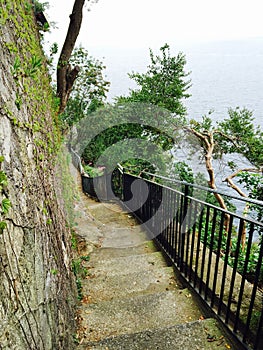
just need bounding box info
[202,138,231,233]
[185,127,230,231]
[224,167,260,249]
[57,0,86,114]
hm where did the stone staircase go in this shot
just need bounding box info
[73,193,238,350]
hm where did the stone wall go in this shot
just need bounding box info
[0,1,76,349]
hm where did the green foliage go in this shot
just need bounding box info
[68,44,190,177]
[1,198,11,214]
[71,229,78,250]
[87,43,190,176]
[25,54,42,77]
[218,107,263,168]
[122,159,156,176]
[11,56,22,78]
[172,161,194,183]
[11,54,42,79]
[116,43,191,116]
[230,238,262,277]
[50,42,58,56]
[61,46,110,127]
[33,0,49,13]
[237,172,263,222]
[80,255,90,262]
[73,102,178,176]
[237,172,263,200]
[0,221,7,231]
[15,93,22,110]
[73,334,80,345]
[200,220,228,252]
[55,149,79,227]
[83,164,105,178]
[200,219,263,283]
[72,259,88,277]
[0,1,10,25]
[72,257,89,301]
[180,107,263,216]
[0,169,8,190]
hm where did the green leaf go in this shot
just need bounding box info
[2,198,11,214]
[0,221,7,232]
[0,171,8,187]
[0,156,4,163]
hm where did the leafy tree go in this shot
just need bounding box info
[217,107,263,221]
[117,43,191,118]
[73,103,175,174]
[218,107,263,168]
[176,107,263,246]
[61,47,110,127]
[112,44,262,220]
[80,44,191,175]
[236,172,263,223]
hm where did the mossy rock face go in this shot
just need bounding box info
[0,2,76,349]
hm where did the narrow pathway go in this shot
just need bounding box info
[71,169,238,350]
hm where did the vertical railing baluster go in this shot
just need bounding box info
[234,223,254,333]
[225,219,245,325]
[199,206,210,295]
[242,230,263,346]
[205,208,217,301]
[189,200,198,283]
[211,211,225,308]
[218,214,233,316]
[194,206,204,289]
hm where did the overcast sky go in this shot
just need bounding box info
[46,0,263,50]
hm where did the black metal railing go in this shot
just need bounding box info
[70,149,263,349]
[114,168,263,350]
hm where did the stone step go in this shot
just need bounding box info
[77,290,203,343]
[82,266,181,302]
[78,318,235,350]
[89,241,158,261]
[88,202,136,227]
[99,226,150,248]
[85,251,169,277]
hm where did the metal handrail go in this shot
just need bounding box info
[116,167,263,350]
[71,152,263,349]
[126,168,263,207]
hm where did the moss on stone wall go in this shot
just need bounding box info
[0,1,77,349]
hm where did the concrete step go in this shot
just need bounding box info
[88,202,136,227]
[77,289,203,343]
[78,318,234,350]
[82,266,181,302]
[89,241,158,261]
[99,226,150,248]
[85,251,169,277]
